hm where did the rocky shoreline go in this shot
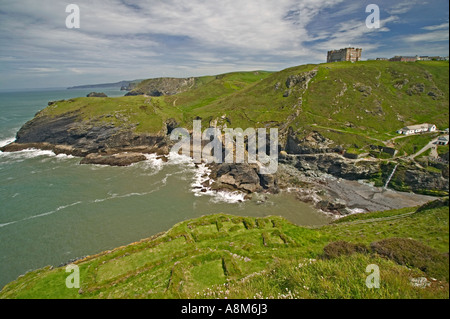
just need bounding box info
[276,163,437,216]
[1,138,446,216]
[1,108,448,217]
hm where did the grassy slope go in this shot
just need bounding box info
[38,61,448,151]
[182,61,449,149]
[294,61,449,148]
[40,71,273,134]
[1,200,448,299]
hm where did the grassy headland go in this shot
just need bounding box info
[2,61,448,299]
[1,199,448,299]
[39,61,448,150]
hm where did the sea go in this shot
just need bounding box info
[0,87,331,289]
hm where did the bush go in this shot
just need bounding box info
[415,198,449,213]
[371,238,449,281]
[322,241,369,259]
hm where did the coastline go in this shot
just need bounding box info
[1,140,442,217]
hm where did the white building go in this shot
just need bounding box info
[437,135,449,146]
[397,124,437,135]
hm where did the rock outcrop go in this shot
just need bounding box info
[80,152,147,166]
[125,77,196,97]
[280,153,449,195]
[393,164,449,194]
[281,153,380,180]
[0,110,171,167]
[208,163,279,194]
[283,70,317,98]
[285,130,341,155]
[9,111,167,155]
[87,92,108,98]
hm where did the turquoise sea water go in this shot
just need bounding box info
[0,88,330,289]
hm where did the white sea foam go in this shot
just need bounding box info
[210,191,246,204]
[0,148,56,161]
[191,163,246,204]
[167,152,195,166]
[0,221,16,228]
[28,202,83,220]
[142,154,166,173]
[348,208,366,215]
[55,153,75,160]
[192,163,212,189]
[0,137,15,148]
[0,148,79,164]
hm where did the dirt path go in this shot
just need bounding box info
[335,211,416,226]
[408,137,439,160]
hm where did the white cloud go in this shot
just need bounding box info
[0,0,345,60]
[0,0,448,89]
[404,30,449,43]
[18,67,60,73]
[422,22,449,31]
[386,0,423,15]
[311,15,399,52]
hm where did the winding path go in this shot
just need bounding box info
[408,137,439,160]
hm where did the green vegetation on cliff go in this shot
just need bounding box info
[1,199,448,299]
[39,61,448,149]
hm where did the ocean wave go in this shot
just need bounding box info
[89,173,175,204]
[55,153,75,160]
[28,201,83,220]
[0,137,15,148]
[0,148,79,163]
[191,163,212,189]
[141,154,166,173]
[191,163,246,204]
[0,148,56,161]
[0,201,83,228]
[210,190,246,204]
[167,152,196,166]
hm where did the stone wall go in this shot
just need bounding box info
[327,48,362,63]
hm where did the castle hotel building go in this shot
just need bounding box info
[327,48,362,63]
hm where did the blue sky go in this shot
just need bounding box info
[0,0,448,90]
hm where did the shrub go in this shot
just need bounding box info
[371,238,449,281]
[322,241,369,259]
[415,198,449,213]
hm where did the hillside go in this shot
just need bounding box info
[23,61,449,148]
[1,199,448,299]
[2,61,448,197]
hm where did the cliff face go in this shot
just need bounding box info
[208,163,279,194]
[125,77,196,96]
[1,62,448,197]
[14,111,166,152]
[280,153,449,195]
[2,110,170,163]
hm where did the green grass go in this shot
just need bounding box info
[1,199,448,299]
[438,144,449,156]
[6,61,449,299]
[36,61,448,152]
[290,61,449,148]
[394,133,440,157]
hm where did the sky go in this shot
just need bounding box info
[0,0,448,90]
